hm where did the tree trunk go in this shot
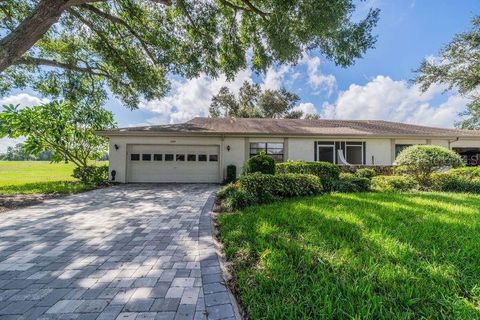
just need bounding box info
[0,0,71,72]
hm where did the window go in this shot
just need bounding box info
[153,154,162,161]
[250,142,284,162]
[165,154,174,161]
[176,154,185,161]
[209,154,218,162]
[187,154,196,161]
[395,144,412,158]
[142,154,151,161]
[316,141,365,164]
[317,142,335,163]
[131,154,140,161]
[345,142,363,165]
[198,154,207,162]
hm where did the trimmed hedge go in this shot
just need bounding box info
[431,172,480,193]
[276,161,340,191]
[394,145,464,186]
[340,165,394,176]
[333,173,371,193]
[72,165,108,184]
[244,152,275,175]
[354,168,376,180]
[239,172,323,204]
[372,175,418,192]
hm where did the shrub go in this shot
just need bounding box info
[239,172,323,204]
[394,145,464,186]
[431,172,480,193]
[276,161,340,191]
[244,152,275,175]
[371,175,418,192]
[446,167,480,179]
[225,164,237,183]
[217,183,239,200]
[333,173,371,193]
[222,188,252,211]
[354,168,376,180]
[340,165,394,176]
[72,165,109,184]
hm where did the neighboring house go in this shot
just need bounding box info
[98,117,480,183]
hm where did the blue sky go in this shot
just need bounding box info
[1,0,479,151]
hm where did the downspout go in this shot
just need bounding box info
[448,137,459,150]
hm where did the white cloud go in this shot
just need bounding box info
[322,75,467,127]
[0,93,49,153]
[263,65,292,90]
[140,69,252,124]
[0,93,49,108]
[292,102,318,116]
[300,54,336,96]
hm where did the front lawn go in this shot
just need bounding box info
[0,161,106,194]
[218,192,480,319]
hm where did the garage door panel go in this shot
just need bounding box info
[127,144,220,183]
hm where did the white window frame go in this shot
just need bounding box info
[345,142,364,165]
[317,142,336,163]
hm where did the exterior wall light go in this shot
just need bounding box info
[227,145,231,151]
[114,144,119,150]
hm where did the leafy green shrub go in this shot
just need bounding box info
[276,161,340,191]
[239,172,323,204]
[431,172,480,193]
[354,168,376,180]
[225,164,237,183]
[222,188,252,211]
[72,165,108,184]
[394,145,464,186]
[446,167,480,179]
[333,173,371,193]
[244,152,275,175]
[340,165,394,176]
[371,175,418,192]
[217,183,238,200]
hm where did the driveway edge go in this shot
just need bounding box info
[201,192,243,320]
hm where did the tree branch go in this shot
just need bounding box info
[239,0,267,17]
[15,56,111,78]
[0,0,72,72]
[79,4,158,64]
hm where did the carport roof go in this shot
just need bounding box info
[98,117,480,138]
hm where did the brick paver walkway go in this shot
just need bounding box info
[0,184,239,320]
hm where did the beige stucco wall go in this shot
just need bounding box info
[451,139,480,148]
[107,135,480,183]
[365,139,392,165]
[287,138,315,161]
[223,137,246,177]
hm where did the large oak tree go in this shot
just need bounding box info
[0,0,379,108]
[414,16,480,129]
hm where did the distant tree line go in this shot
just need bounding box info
[0,143,52,161]
[0,143,108,161]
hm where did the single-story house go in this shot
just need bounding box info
[98,117,480,183]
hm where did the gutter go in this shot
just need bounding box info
[95,130,480,140]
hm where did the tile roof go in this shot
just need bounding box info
[99,117,480,138]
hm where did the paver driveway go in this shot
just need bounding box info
[0,184,239,320]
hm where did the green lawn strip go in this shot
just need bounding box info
[218,192,480,319]
[0,161,106,194]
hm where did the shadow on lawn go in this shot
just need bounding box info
[219,192,480,319]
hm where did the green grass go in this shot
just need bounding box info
[218,192,480,319]
[0,161,106,194]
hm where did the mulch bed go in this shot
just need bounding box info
[0,194,64,213]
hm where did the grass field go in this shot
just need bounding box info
[218,192,480,319]
[0,161,106,194]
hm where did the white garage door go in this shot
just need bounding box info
[127,144,220,183]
